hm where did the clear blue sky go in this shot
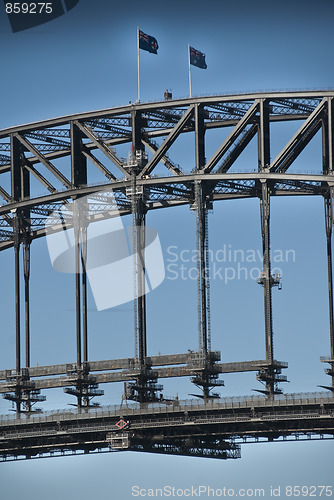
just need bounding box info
[0,0,334,497]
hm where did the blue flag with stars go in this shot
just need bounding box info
[139,30,159,54]
[190,46,207,69]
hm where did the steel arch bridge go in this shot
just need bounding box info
[0,90,334,461]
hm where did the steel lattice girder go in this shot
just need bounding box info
[0,173,328,249]
[0,91,333,249]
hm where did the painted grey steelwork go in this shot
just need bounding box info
[0,392,333,461]
[1,91,334,459]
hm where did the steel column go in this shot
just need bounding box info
[71,124,89,407]
[324,192,334,384]
[136,201,147,368]
[75,235,81,371]
[195,104,205,170]
[11,136,22,413]
[132,109,147,369]
[71,123,87,188]
[13,214,21,373]
[21,161,31,373]
[130,182,151,403]
[258,100,270,170]
[260,182,274,367]
[12,211,22,413]
[22,238,34,413]
[127,182,163,403]
[81,226,88,365]
[195,181,209,354]
[322,99,334,388]
[130,109,142,361]
[192,106,220,398]
[74,212,82,367]
[9,137,41,412]
[131,110,143,154]
[195,104,209,353]
[127,115,157,402]
[23,241,30,369]
[258,101,275,396]
[74,217,83,409]
[70,122,86,372]
[328,98,334,173]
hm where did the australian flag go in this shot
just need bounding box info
[139,30,159,54]
[190,46,207,69]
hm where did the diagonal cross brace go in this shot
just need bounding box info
[24,162,56,193]
[139,105,194,178]
[269,98,327,173]
[82,147,117,181]
[216,124,258,174]
[0,186,11,202]
[142,137,183,176]
[15,134,71,188]
[75,121,129,178]
[203,101,260,173]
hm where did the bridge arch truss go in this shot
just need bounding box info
[0,91,334,460]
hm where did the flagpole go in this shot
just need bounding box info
[137,27,140,102]
[188,44,192,98]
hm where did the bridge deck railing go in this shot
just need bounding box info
[1,392,333,426]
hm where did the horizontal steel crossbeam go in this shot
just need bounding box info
[0,357,285,392]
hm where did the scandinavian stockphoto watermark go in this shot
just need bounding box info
[45,188,295,308]
[165,245,296,284]
[45,189,165,310]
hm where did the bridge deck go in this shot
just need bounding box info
[1,392,333,461]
